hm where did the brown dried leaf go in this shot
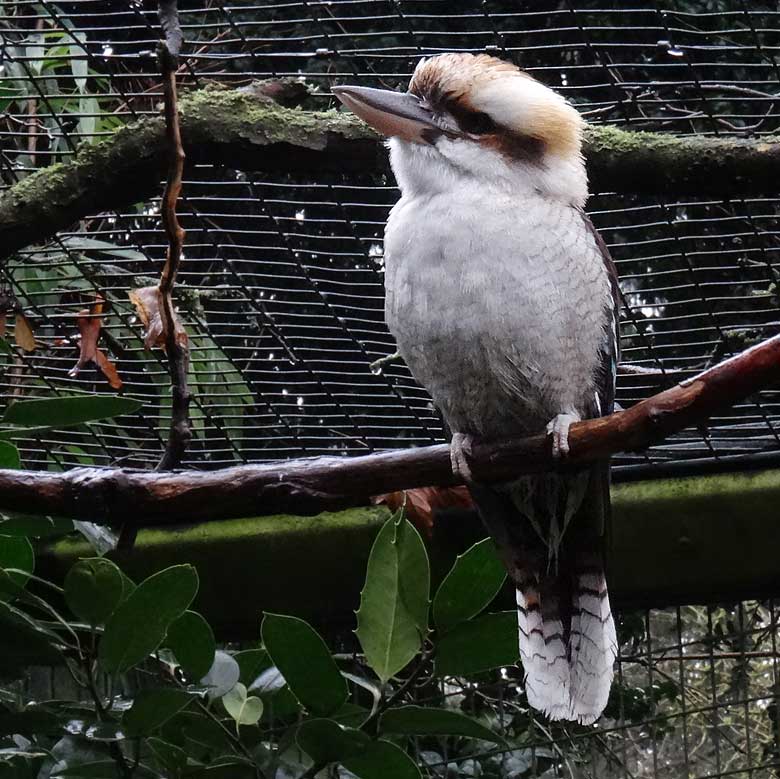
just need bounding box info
[128,285,187,351]
[372,486,473,538]
[14,313,36,352]
[94,348,123,390]
[69,294,123,389]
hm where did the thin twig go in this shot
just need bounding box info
[81,656,133,778]
[361,647,435,735]
[193,698,260,769]
[156,0,191,471]
[368,350,401,373]
[118,0,189,550]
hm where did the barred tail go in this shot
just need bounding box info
[516,568,616,725]
[470,464,616,723]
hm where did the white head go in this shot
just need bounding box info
[333,53,588,207]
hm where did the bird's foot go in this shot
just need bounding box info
[546,413,580,458]
[450,432,476,484]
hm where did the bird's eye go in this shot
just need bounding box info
[459,111,496,135]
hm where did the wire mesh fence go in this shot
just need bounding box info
[3,2,780,776]
[2,1,780,473]
[15,598,780,779]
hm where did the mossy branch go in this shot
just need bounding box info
[2,85,780,261]
[36,468,780,638]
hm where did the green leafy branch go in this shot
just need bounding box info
[0,475,524,779]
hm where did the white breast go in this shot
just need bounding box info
[384,181,611,439]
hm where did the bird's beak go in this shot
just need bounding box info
[332,85,440,144]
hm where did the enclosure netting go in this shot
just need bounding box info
[17,599,780,779]
[3,2,780,777]
[2,1,780,472]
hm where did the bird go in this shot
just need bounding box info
[333,53,619,724]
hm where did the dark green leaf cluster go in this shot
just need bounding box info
[0,482,534,779]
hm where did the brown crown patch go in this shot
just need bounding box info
[409,53,527,108]
[408,52,580,162]
[409,53,548,164]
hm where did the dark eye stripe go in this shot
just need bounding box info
[446,101,497,135]
[409,84,497,137]
[457,111,496,135]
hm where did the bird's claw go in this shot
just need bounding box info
[450,432,475,484]
[546,413,579,459]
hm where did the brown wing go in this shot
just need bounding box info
[578,208,620,418]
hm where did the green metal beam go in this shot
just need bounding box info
[37,469,780,640]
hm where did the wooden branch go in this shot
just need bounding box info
[1,333,779,527]
[3,85,780,261]
[156,1,191,471]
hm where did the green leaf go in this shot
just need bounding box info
[77,95,97,139]
[435,611,520,677]
[0,441,20,468]
[0,703,66,737]
[0,516,73,537]
[433,538,506,633]
[166,610,215,679]
[183,761,256,779]
[60,236,146,262]
[2,395,144,428]
[64,558,125,625]
[0,535,34,594]
[51,760,121,777]
[355,511,430,682]
[222,683,263,726]
[0,600,63,671]
[159,710,232,758]
[261,613,348,716]
[70,34,88,92]
[122,688,194,737]
[260,685,301,722]
[180,712,233,754]
[331,703,371,728]
[296,718,370,764]
[99,565,198,674]
[234,648,271,686]
[147,737,189,778]
[342,739,422,779]
[188,334,253,444]
[0,425,67,440]
[379,705,505,744]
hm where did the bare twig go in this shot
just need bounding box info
[80,656,133,779]
[156,0,191,471]
[2,333,780,527]
[25,16,45,166]
[368,350,401,373]
[360,646,435,735]
[117,0,189,550]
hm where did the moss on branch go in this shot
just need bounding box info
[3,83,780,261]
[34,469,780,639]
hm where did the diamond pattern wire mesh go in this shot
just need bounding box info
[4,4,780,777]
[16,599,780,779]
[2,1,780,472]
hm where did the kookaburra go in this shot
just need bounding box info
[334,53,618,724]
